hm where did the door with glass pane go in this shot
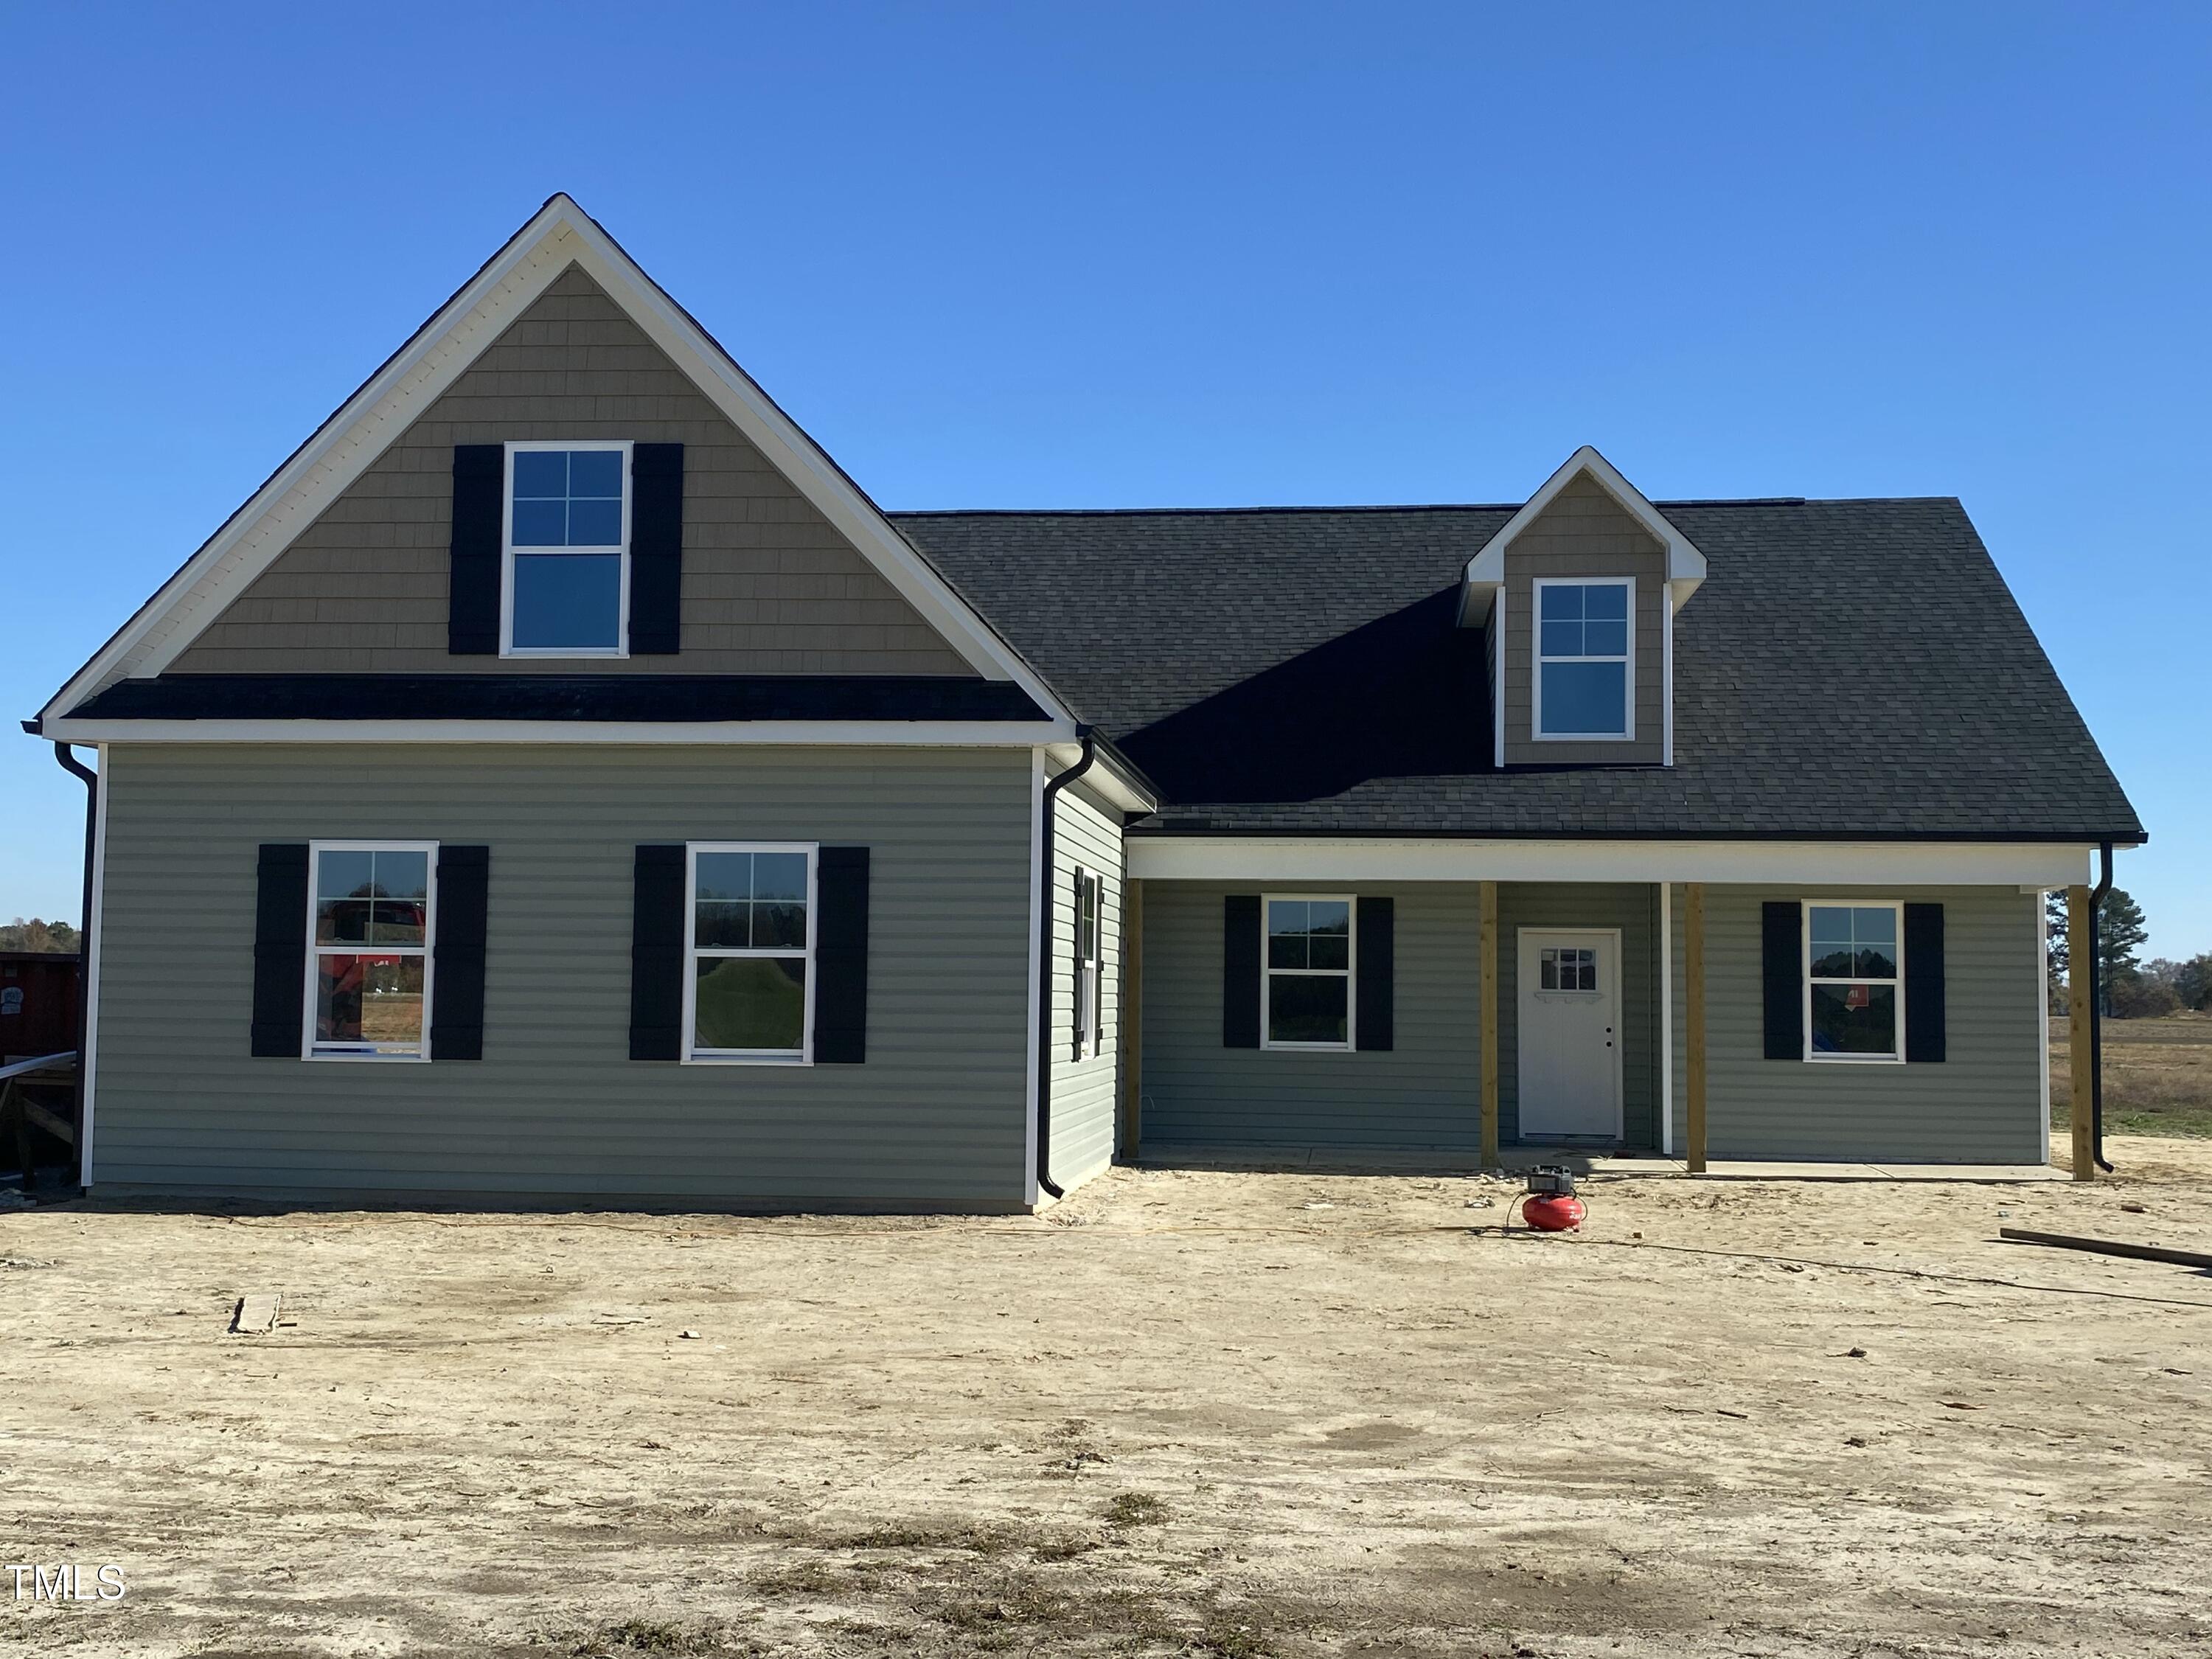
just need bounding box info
[1516,929,1623,1138]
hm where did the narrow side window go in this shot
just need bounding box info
[1533,577,1632,740]
[1073,867,1102,1060]
[1804,901,1903,1062]
[503,441,631,657]
[305,842,437,1061]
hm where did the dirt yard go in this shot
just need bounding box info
[2,1144,2210,1659]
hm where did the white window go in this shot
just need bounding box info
[1263,894,1354,1050]
[502,440,631,657]
[1539,945,1598,992]
[1533,577,1633,740]
[1805,901,1904,1063]
[684,843,816,1064]
[305,841,436,1061]
[1073,867,1103,1060]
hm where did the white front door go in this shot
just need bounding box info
[1517,929,1623,1139]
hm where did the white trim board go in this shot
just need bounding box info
[1459,445,1708,626]
[41,718,1071,746]
[77,743,110,1189]
[41,195,1072,726]
[1127,838,2099,888]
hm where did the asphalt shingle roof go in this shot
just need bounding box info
[893,498,2143,843]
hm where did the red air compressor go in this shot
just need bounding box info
[1520,1166,1586,1232]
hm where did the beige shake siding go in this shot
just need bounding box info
[90,744,1036,1206]
[171,264,972,678]
[1499,471,1667,765]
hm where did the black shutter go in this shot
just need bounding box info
[1355,896,1394,1051]
[815,846,870,1063]
[430,846,490,1060]
[1761,901,1802,1060]
[448,444,504,655]
[251,843,310,1057]
[628,442,684,655]
[1904,902,1947,1062]
[629,844,686,1061]
[1222,894,1261,1048]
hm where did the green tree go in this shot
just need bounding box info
[0,917,79,953]
[2044,888,2154,1016]
[2172,953,2212,1012]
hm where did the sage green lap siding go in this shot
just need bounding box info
[1047,782,1124,1190]
[1139,882,1487,1149]
[172,264,972,678]
[1497,883,1660,1149]
[91,744,1033,1203]
[1667,884,2045,1163]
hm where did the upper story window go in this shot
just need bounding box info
[1534,577,1632,740]
[307,841,435,1061]
[684,843,816,1063]
[504,441,630,656]
[1263,895,1354,1050]
[1806,902,1902,1062]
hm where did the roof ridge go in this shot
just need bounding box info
[884,496,1970,521]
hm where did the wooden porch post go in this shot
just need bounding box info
[1684,883,1708,1174]
[1479,880,1500,1167]
[2067,883,2095,1180]
[1120,878,1144,1161]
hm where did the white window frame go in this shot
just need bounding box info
[1803,898,1906,1065]
[682,841,818,1066]
[1073,866,1103,1060]
[302,838,437,1063]
[500,439,633,659]
[1531,575,1635,742]
[1260,891,1357,1052]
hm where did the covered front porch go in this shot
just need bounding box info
[1112,836,2093,1172]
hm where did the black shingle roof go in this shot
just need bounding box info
[893,498,2143,843]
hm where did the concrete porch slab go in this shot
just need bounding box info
[1135,1143,2064,1183]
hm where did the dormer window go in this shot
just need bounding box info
[503,441,630,655]
[1533,577,1632,740]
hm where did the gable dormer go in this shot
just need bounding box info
[1459,447,1705,768]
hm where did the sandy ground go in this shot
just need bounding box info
[1,1141,2209,1659]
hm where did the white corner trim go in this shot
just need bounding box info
[1658,881,1674,1157]
[1126,838,2098,888]
[1661,585,1676,767]
[1490,585,1506,768]
[39,717,1072,746]
[77,743,110,1189]
[1462,445,1708,607]
[1023,749,1046,1209]
[2036,887,2052,1166]
[43,195,1073,726]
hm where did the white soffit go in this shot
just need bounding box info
[1126,838,2096,888]
[1458,445,1708,626]
[41,195,1070,725]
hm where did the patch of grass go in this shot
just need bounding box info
[2051,1015,2212,1138]
[563,1618,730,1656]
[834,1520,1018,1557]
[1192,1610,1279,1657]
[1103,1491,1170,1528]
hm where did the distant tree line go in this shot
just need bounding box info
[2046,888,2211,1018]
[0,917,80,953]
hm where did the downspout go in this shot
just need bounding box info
[1034,728,1097,1201]
[51,742,99,1176]
[2087,840,2115,1173]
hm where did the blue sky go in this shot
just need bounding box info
[3,3,2206,953]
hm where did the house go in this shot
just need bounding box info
[27,197,2143,1208]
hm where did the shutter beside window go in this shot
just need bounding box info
[251,843,310,1057]
[1355,896,1394,1051]
[628,442,685,655]
[430,846,490,1061]
[1222,895,1261,1048]
[448,444,504,655]
[1904,902,1947,1062]
[815,846,870,1064]
[629,844,686,1061]
[1761,901,1802,1060]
